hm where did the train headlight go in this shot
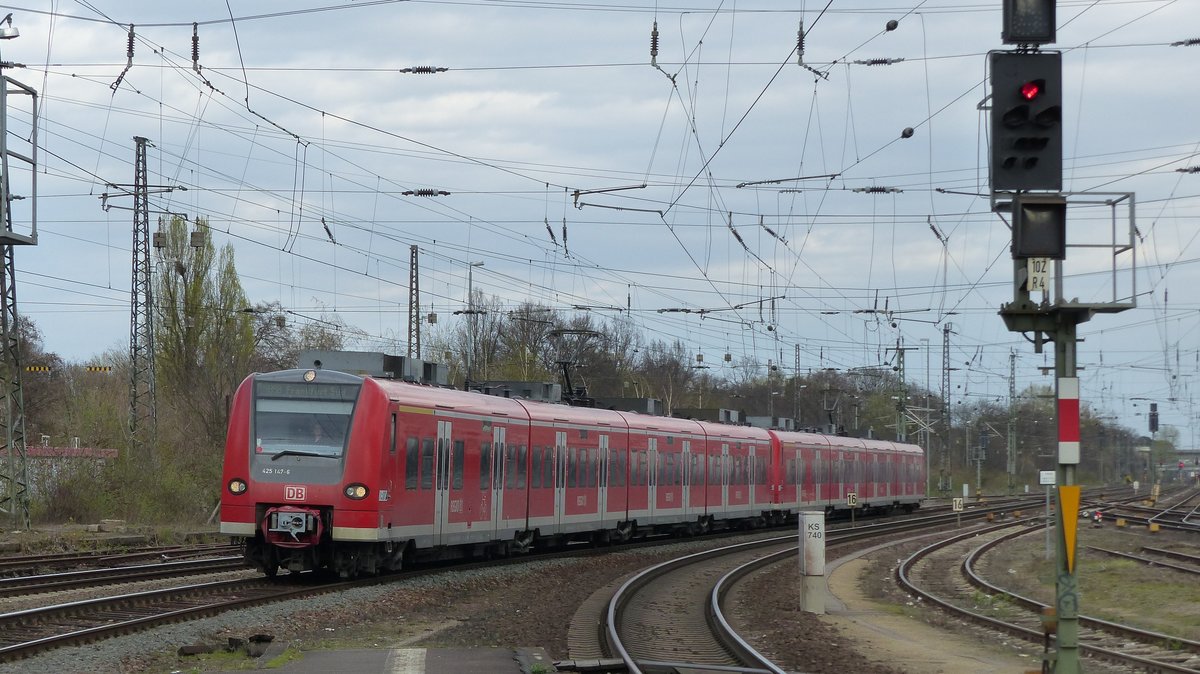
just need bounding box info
[344,483,369,500]
[228,478,248,495]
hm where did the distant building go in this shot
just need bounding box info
[672,407,742,424]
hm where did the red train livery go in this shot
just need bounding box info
[220,368,925,577]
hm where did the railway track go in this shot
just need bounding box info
[603,536,792,674]
[0,543,240,576]
[565,507,1017,674]
[0,556,248,597]
[0,575,355,662]
[0,493,1124,668]
[899,522,1200,672]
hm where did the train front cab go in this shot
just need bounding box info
[221,369,402,577]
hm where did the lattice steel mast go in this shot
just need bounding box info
[129,136,156,464]
[0,18,37,528]
[1007,350,1017,495]
[940,322,952,494]
[407,245,420,359]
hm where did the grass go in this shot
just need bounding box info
[263,646,304,668]
[991,525,1200,641]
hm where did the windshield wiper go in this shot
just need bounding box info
[270,449,328,461]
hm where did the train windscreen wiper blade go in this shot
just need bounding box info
[270,449,328,461]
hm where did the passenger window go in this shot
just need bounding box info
[480,441,492,491]
[505,446,518,489]
[420,438,434,490]
[517,445,527,488]
[452,440,464,490]
[586,449,596,487]
[543,447,554,488]
[405,437,419,490]
[531,447,542,489]
[389,414,397,455]
[568,447,577,488]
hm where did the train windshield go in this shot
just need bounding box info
[253,381,360,459]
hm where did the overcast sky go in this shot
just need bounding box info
[0,0,1196,441]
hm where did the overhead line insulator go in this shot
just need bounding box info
[650,20,659,66]
[192,23,200,73]
[109,24,135,92]
[797,20,805,65]
[399,66,448,74]
[853,58,904,66]
[402,189,450,196]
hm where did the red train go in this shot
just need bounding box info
[220,367,925,577]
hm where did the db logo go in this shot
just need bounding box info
[284,485,307,500]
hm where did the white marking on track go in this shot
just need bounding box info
[386,648,426,673]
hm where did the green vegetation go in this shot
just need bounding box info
[263,646,303,668]
[998,528,1200,641]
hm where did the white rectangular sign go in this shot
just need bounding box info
[800,512,825,576]
[1027,257,1050,293]
[1039,470,1056,485]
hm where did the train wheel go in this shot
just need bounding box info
[512,531,534,554]
[262,547,279,578]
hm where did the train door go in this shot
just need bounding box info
[434,420,452,545]
[490,426,506,534]
[832,450,843,503]
[681,440,692,519]
[880,454,889,498]
[598,434,610,527]
[721,443,730,512]
[744,443,753,506]
[647,437,658,523]
[688,440,706,516]
[553,430,567,531]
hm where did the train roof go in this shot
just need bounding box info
[371,378,530,418]
[356,375,921,452]
[771,429,924,454]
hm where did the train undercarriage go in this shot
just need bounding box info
[239,503,912,578]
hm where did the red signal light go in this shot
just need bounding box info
[1020,80,1043,101]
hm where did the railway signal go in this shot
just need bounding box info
[990,51,1062,191]
[1012,194,1066,260]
